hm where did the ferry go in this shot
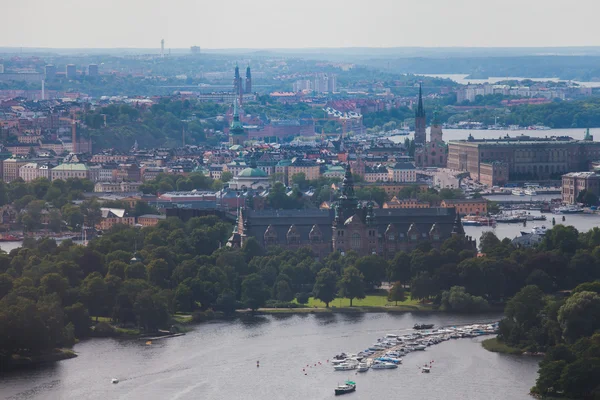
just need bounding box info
[555,205,584,214]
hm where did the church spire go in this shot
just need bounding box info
[341,164,355,198]
[416,83,425,118]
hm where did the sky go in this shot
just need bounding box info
[2,0,600,49]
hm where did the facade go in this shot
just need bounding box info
[364,165,389,182]
[229,165,471,257]
[245,66,252,94]
[228,158,270,190]
[288,158,320,181]
[66,64,77,80]
[97,208,135,230]
[383,196,430,209]
[562,172,600,204]
[388,162,417,182]
[18,162,52,182]
[51,163,89,181]
[88,64,99,77]
[479,162,509,187]
[3,158,29,182]
[415,114,448,168]
[137,214,166,227]
[441,198,488,215]
[45,65,56,80]
[447,135,600,182]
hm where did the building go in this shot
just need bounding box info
[88,64,99,77]
[447,134,600,182]
[562,172,600,204]
[245,65,252,94]
[364,165,389,182]
[97,208,136,230]
[3,158,30,182]
[479,161,509,187]
[288,158,320,181]
[0,64,4,74]
[229,165,472,257]
[389,162,417,182]
[293,80,312,92]
[383,196,430,209]
[19,162,52,182]
[45,65,56,80]
[66,64,77,80]
[190,46,201,54]
[233,64,243,98]
[441,198,488,216]
[51,163,89,181]
[414,84,426,145]
[314,73,336,93]
[228,158,270,190]
[228,101,247,146]
[415,113,448,168]
[137,214,166,227]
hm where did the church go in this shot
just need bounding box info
[228,165,471,258]
[413,84,448,168]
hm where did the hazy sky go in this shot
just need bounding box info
[3,0,600,49]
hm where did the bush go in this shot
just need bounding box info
[295,292,310,304]
[91,321,116,337]
[264,300,303,309]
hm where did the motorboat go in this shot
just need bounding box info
[461,218,481,226]
[512,189,525,196]
[422,366,431,373]
[334,362,358,371]
[357,362,370,372]
[413,344,427,351]
[524,189,537,196]
[371,361,398,369]
[111,378,119,384]
[375,357,402,364]
[335,381,356,395]
[556,205,584,214]
[413,324,434,330]
[520,226,548,236]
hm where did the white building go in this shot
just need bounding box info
[19,162,52,182]
[388,162,417,183]
[293,79,312,92]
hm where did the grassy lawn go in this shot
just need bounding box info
[299,292,422,308]
[172,314,193,324]
[481,338,523,355]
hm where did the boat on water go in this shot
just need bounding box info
[422,366,431,373]
[521,226,548,236]
[357,362,370,372]
[0,234,23,242]
[555,205,584,214]
[111,378,119,384]
[461,218,481,226]
[413,323,434,330]
[371,361,398,369]
[334,362,358,371]
[335,381,356,395]
[524,189,537,196]
[512,189,525,196]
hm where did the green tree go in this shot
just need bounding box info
[274,279,294,302]
[354,255,387,288]
[557,291,600,343]
[338,266,365,307]
[312,268,338,307]
[241,273,269,311]
[388,281,406,305]
[221,171,233,183]
[387,251,411,284]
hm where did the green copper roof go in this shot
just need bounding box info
[238,167,267,178]
[230,100,244,134]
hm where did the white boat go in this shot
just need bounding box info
[512,189,525,196]
[521,226,548,236]
[524,189,537,196]
[422,366,431,373]
[334,362,358,371]
[111,378,119,384]
[413,344,426,351]
[371,362,398,369]
[556,205,584,214]
[357,362,370,372]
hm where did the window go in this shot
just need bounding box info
[351,233,361,249]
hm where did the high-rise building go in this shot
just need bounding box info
[313,73,337,93]
[45,64,56,80]
[327,74,337,93]
[0,64,4,74]
[293,80,312,92]
[88,64,99,77]
[245,65,252,94]
[66,64,77,80]
[414,84,426,145]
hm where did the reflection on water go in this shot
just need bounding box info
[0,313,538,400]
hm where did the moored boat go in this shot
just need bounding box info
[413,323,434,330]
[371,361,398,369]
[335,381,356,395]
[357,362,369,372]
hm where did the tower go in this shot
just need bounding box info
[71,118,78,153]
[233,64,243,100]
[161,39,165,58]
[245,64,252,94]
[229,100,246,146]
[414,83,426,145]
[430,111,443,143]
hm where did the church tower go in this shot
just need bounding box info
[430,111,443,143]
[229,100,246,146]
[233,64,243,100]
[414,83,426,145]
[245,65,252,94]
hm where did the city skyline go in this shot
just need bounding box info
[3,0,600,49]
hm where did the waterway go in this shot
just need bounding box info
[417,73,600,88]
[0,313,540,400]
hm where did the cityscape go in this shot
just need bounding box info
[1,1,600,399]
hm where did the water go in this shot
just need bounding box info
[0,313,540,400]
[417,73,600,88]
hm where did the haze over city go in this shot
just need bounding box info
[3,0,600,49]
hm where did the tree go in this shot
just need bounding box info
[576,189,599,206]
[557,291,600,343]
[291,173,308,189]
[215,289,237,315]
[354,255,386,288]
[313,268,338,307]
[274,280,294,302]
[241,273,269,311]
[440,286,489,312]
[388,281,406,305]
[410,272,437,302]
[221,171,233,183]
[338,266,365,307]
[387,251,411,285]
[147,259,170,288]
[48,210,63,233]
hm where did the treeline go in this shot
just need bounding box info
[83,99,228,150]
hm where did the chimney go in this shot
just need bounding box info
[72,119,77,153]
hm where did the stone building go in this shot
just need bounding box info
[229,165,471,257]
[415,113,448,168]
[562,172,600,204]
[447,134,600,183]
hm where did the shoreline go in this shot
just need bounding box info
[253,304,434,314]
[481,337,523,355]
[2,349,77,371]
